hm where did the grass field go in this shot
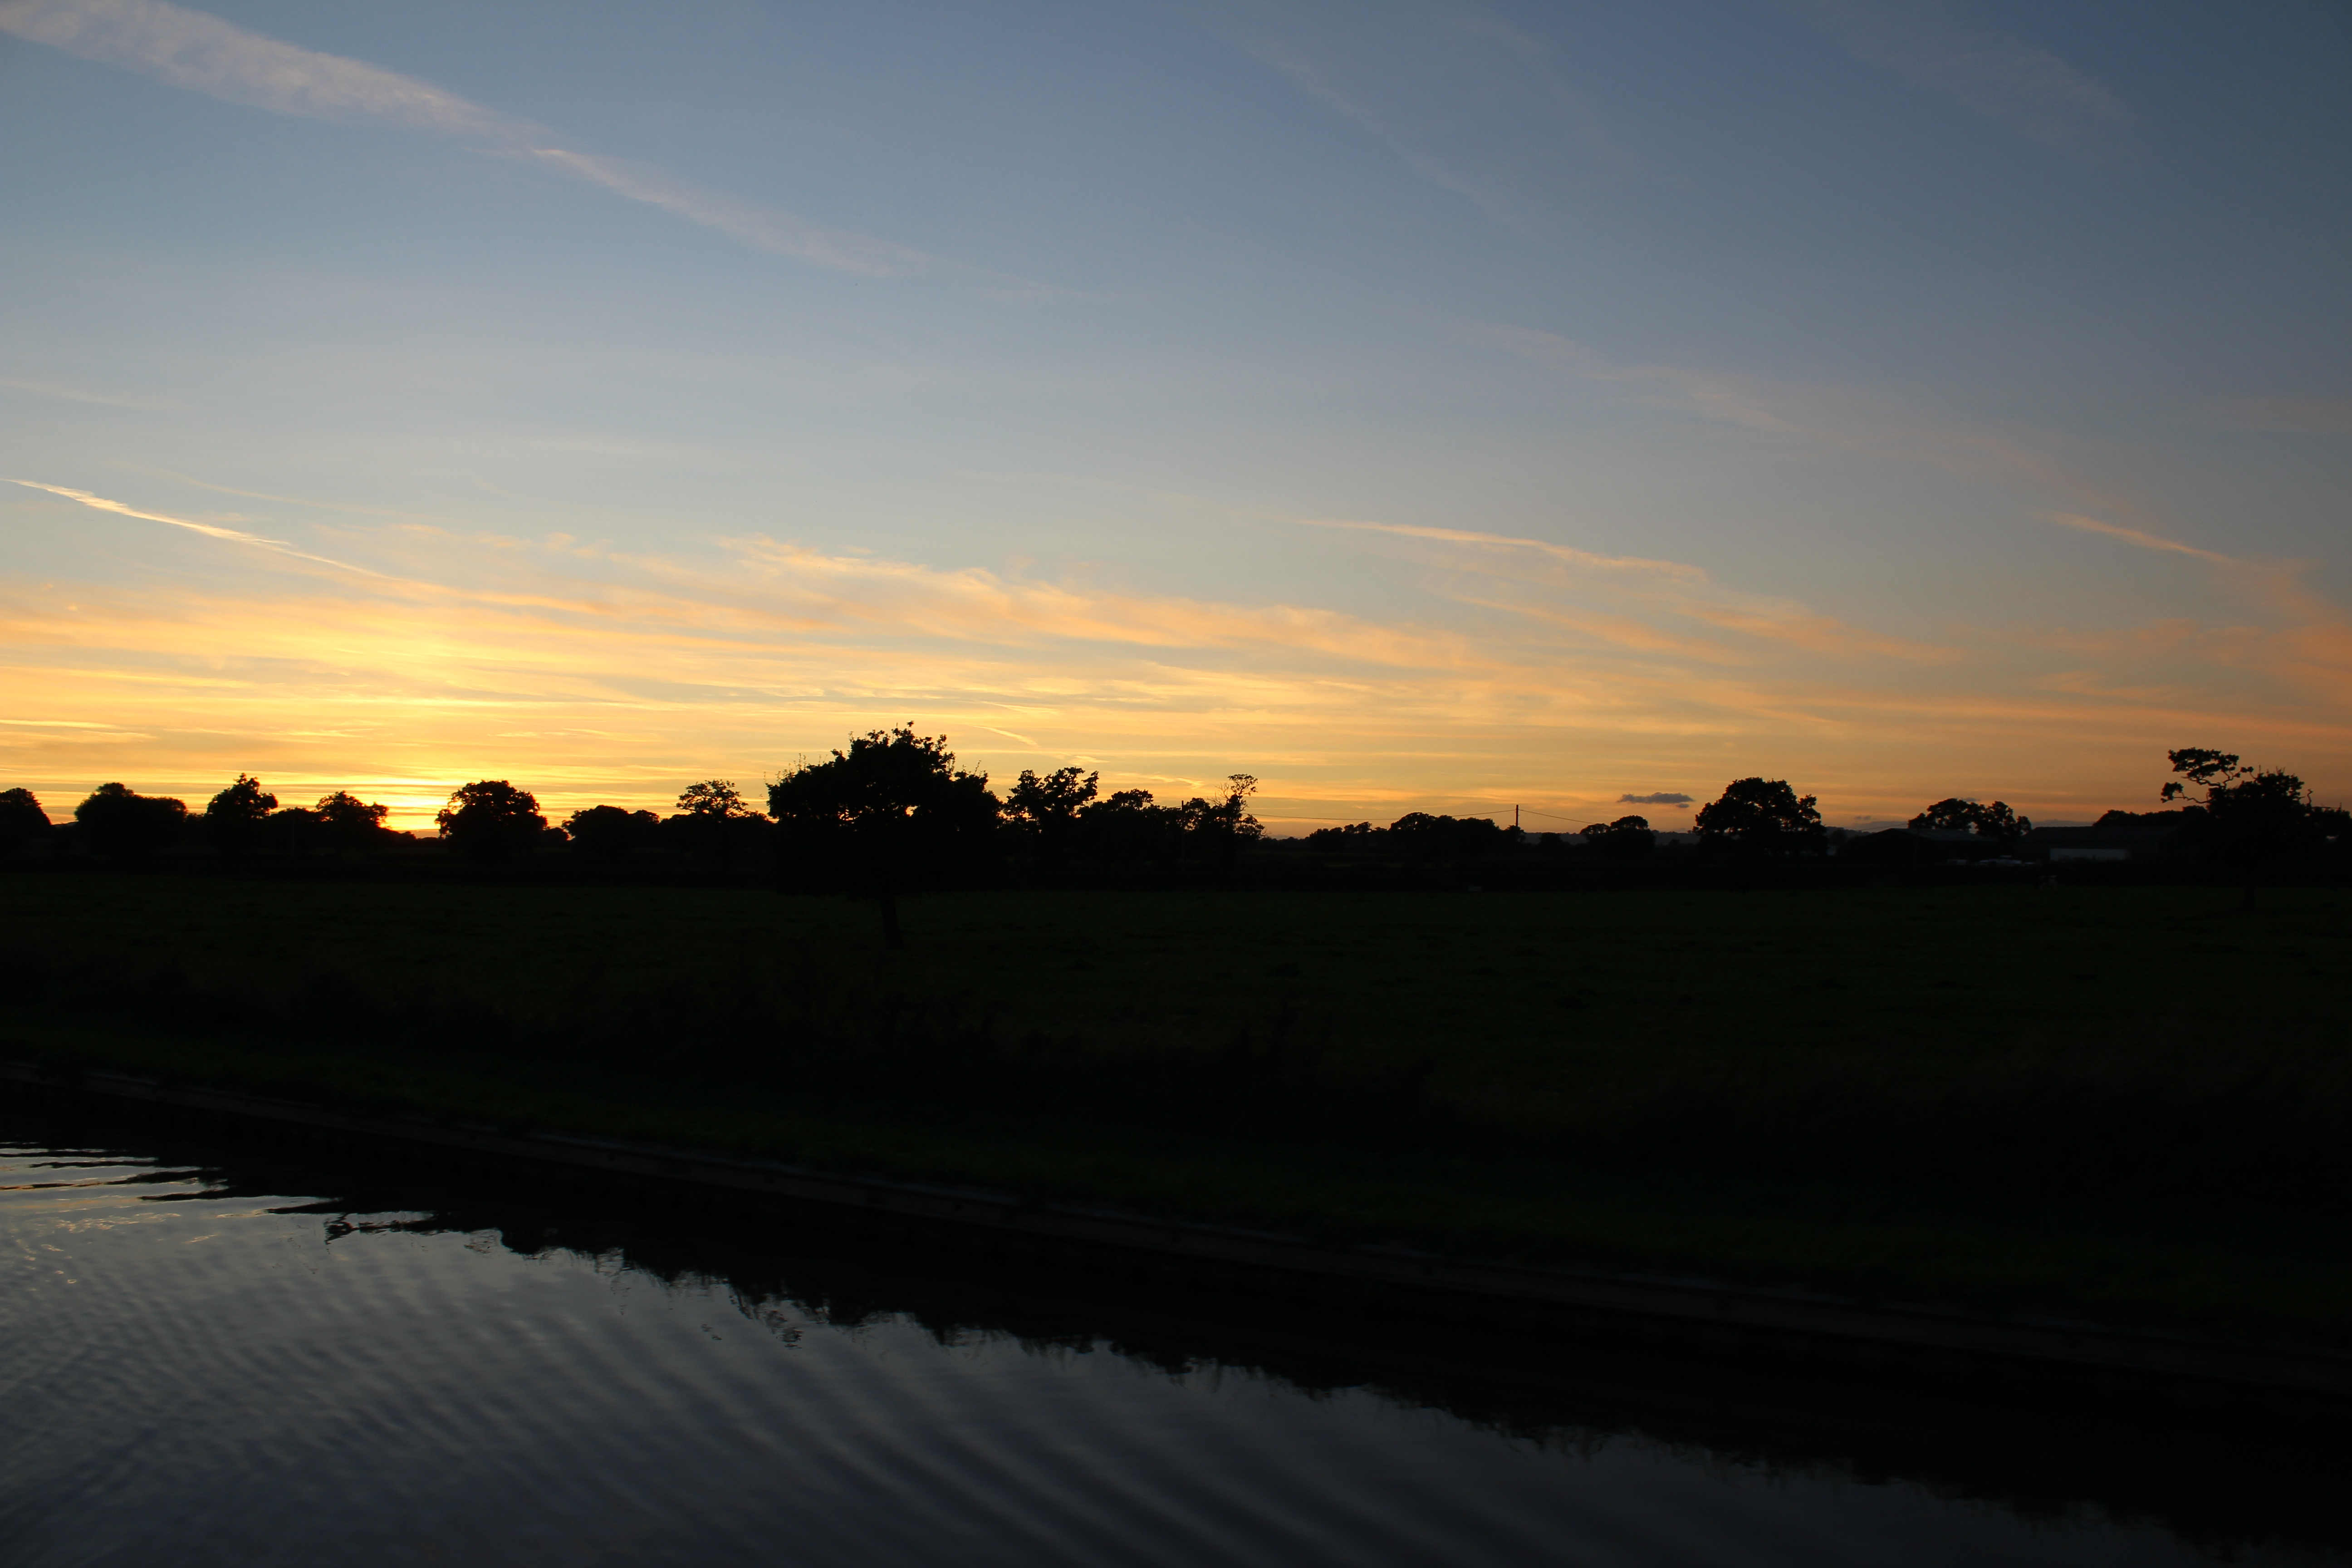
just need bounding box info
[5,870,2347,1339]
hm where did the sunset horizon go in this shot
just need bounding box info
[5,0,2347,833]
[7,7,2351,1553]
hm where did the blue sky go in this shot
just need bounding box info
[3,0,2347,829]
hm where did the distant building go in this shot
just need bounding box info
[2024,814,2187,862]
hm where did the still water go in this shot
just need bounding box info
[1,1102,2340,1568]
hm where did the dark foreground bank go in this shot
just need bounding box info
[4,872,2347,1348]
[12,1060,2344,1405]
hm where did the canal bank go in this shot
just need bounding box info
[8,1056,2345,1410]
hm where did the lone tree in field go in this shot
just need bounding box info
[1695,777,1824,856]
[1006,765,1098,869]
[767,726,1001,946]
[435,780,547,864]
[2160,747,2347,908]
[74,783,189,859]
[1909,798,2030,841]
[204,774,278,857]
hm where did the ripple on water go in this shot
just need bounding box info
[0,1119,2332,1568]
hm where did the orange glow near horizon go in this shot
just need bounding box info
[6,2,2349,849]
[5,481,2347,835]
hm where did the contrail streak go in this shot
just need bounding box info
[5,478,385,575]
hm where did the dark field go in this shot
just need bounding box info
[4,872,2347,1340]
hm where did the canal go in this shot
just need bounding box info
[2,1099,2341,1566]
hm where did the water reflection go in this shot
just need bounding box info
[1,1099,2341,1568]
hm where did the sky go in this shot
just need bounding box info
[2,0,2348,833]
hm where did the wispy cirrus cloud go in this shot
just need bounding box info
[0,0,1006,283]
[2036,512,2352,708]
[1478,325,2326,641]
[1788,0,2136,157]
[6,473,2349,828]
[524,152,985,282]
[1196,0,1631,233]
[1462,331,2343,698]
[1295,510,1955,662]
[1475,323,2069,485]
[0,377,173,409]
[652,536,1484,673]
[1291,514,1704,583]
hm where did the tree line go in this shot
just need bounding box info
[3,733,2341,909]
[0,777,394,862]
[1303,778,1999,859]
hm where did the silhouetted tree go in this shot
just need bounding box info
[1695,777,1824,856]
[2092,808,2186,830]
[676,779,752,818]
[1385,811,1510,858]
[1386,813,1449,853]
[1909,798,2031,841]
[1302,812,1516,857]
[204,774,278,857]
[2160,747,2342,908]
[1074,787,1169,866]
[0,788,50,856]
[1172,774,1264,865]
[565,804,661,862]
[1580,814,1656,858]
[664,779,768,861]
[766,726,1000,946]
[74,782,189,859]
[314,791,392,853]
[435,780,548,864]
[1006,766,1098,870]
[268,804,322,857]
